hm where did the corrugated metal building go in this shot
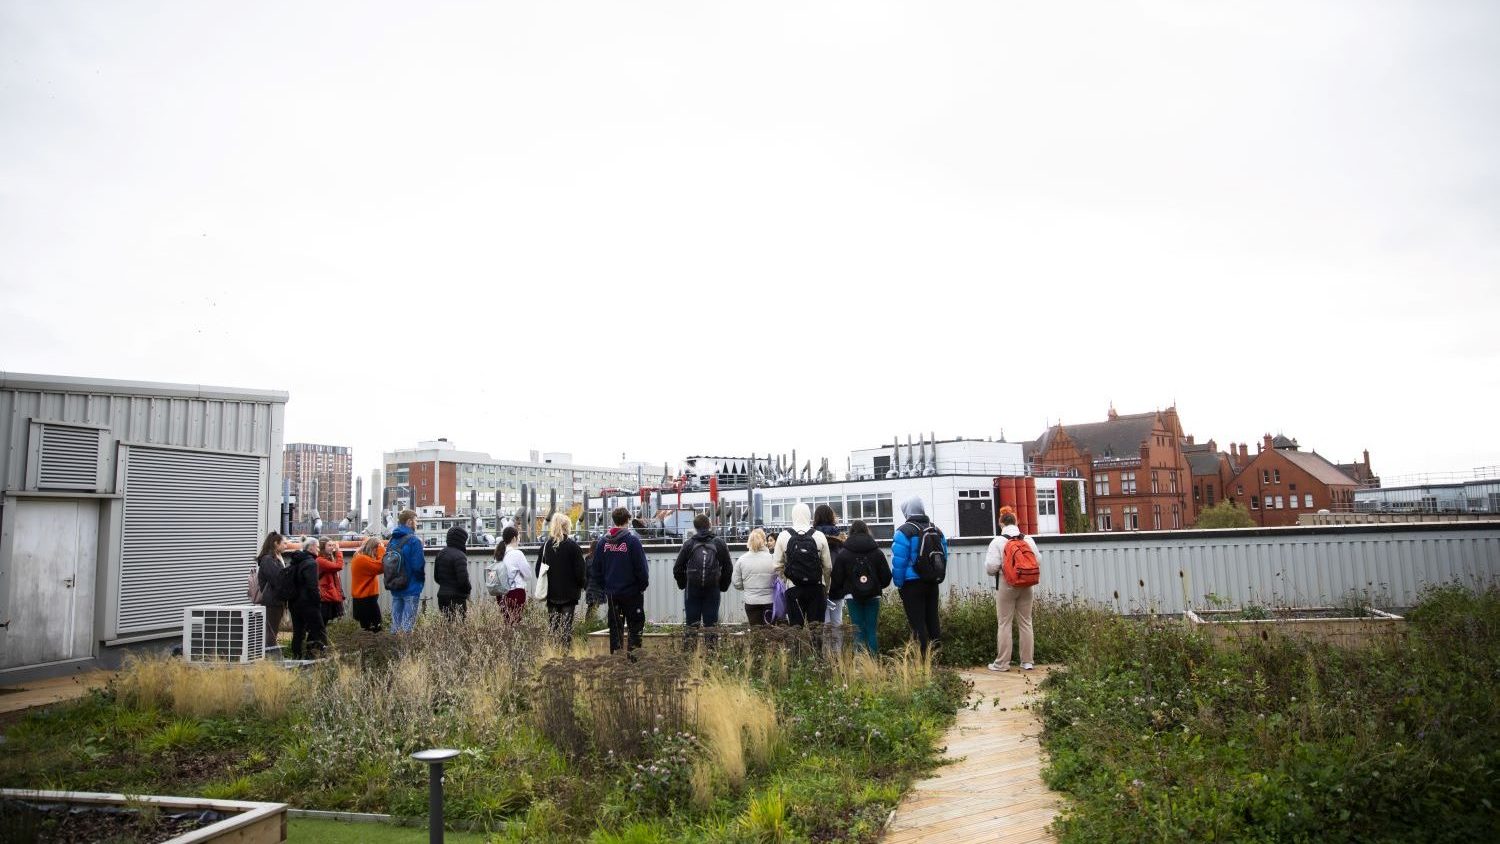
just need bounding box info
[0,372,287,681]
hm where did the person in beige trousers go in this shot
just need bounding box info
[984,508,1037,671]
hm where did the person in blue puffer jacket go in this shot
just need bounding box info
[891,496,949,657]
[388,509,427,633]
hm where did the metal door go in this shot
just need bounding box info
[1,499,99,669]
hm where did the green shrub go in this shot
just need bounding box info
[1039,585,1500,842]
[876,588,1114,666]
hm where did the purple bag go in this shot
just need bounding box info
[770,576,787,624]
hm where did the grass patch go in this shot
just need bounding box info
[286,817,490,843]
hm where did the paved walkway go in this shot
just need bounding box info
[884,666,1062,844]
[0,671,112,717]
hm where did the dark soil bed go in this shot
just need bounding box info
[0,798,219,844]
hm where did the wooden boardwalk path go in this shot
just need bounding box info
[885,666,1061,844]
[0,671,111,718]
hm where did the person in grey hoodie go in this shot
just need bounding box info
[773,503,834,627]
[433,525,472,618]
[890,496,948,657]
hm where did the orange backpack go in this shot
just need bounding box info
[1001,535,1041,588]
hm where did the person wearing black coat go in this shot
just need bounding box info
[673,514,733,646]
[829,520,892,655]
[286,540,325,658]
[538,514,588,642]
[434,526,472,618]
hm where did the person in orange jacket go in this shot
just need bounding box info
[316,538,346,624]
[350,536,384,632]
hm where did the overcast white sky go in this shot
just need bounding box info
[3,1,1497,486]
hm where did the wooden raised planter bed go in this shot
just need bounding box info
[0,789,287,843]
[1185,607,1405,649]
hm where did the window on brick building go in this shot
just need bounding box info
[1096,508,1112,531]
[1170,472,1178,493]
[1262,469,1271,484]
[1194,485,1201,502]
[1274,496,1284,509]
[1273,469,1281,484]
[1123,506,1139,530]
[1172,504,1181,529]
[1289,483,1297,492]
[1237,484,1244,495]
[1153,504,1162,530]
[1122,472,1137,494]
[1304,494,1313,508]
[1251,495,1260,509]
[1094,474,1110,497]
[1151,471,1159,493]
[1206,486,1215,506]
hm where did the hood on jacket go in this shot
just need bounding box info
[900,496,927,520]
[790,503,812,531]
[1001,524,1022,538]
[843,531,879,554]
[445,526,469,548]
[391,524,415,541]
[692,528,716,542]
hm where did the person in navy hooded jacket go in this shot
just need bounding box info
[891,496,948,657]
[590,507,650,654]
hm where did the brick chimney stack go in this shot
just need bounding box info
[1240,443,1249,461]
[1262,434,1274,452]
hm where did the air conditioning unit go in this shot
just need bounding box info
[183,605,266,663]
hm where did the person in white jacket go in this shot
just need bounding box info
[773,502,834,626]
[733,528,778,625]
[984,507,1038,671]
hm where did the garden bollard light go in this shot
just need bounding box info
[412,748,460,844]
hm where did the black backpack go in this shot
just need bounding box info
[383,539,410,592]
[686,539,720,589]
[848,552,883,601]
[272,560,299,603]
[907,522,947,584]
[784,528,823,586]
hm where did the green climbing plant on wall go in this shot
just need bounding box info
[1062,482,1090,533]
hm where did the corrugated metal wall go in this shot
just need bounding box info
[381,523,1500,623]
[0,374,287,647]
[0,383,278,491]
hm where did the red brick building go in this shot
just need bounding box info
[1027,406,1194,531]
[1224,435,1359,526]
[1183,438,1238,520]
[282,443,352,532]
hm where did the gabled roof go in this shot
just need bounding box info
[1048,411,1158,461]
[1272,434,1299,450]
[1186,450,1225,477]
[1278,449,1358,487]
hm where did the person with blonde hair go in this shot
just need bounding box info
[733,527,777,625]
[350,536,384,631]
[537,513,587,641]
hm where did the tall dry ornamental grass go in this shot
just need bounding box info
[114,654,298,718]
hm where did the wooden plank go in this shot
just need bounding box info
[882,667,1062,844]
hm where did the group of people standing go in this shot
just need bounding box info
[630,496,949,657]
[250,498,1038,671]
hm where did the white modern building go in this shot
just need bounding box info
[381,439,654,540]
[0,373,286,681]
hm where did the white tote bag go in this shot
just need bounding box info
[533,542,551,602]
